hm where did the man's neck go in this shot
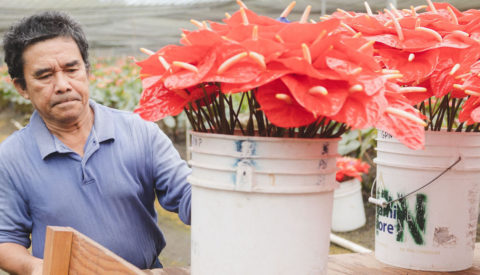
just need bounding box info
[43,107,94,157]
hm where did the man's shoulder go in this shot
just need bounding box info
[0,126,30,160]
[95,103,159,136]
[97,103,148,125]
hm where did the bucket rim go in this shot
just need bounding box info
[190,130,341,143]
[378,129,480,141]
[188,175,339,194]
[190,147,340,159]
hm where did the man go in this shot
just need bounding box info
[0,11,192,274]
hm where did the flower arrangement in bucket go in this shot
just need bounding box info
[331,156,370,232]
[336,156,370,183]
[325,0,480,271]
[133,1,428,274]
[329,0,480,133]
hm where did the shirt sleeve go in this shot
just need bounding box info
[0,165,32,247]
[148,123,192,225]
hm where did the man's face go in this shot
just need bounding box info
[14,36,90,125]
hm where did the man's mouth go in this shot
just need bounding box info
[52,97,80,107]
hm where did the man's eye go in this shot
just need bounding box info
[67,68,78,73]
[38,74,51,79]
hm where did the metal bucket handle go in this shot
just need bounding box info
[368,156,462,208]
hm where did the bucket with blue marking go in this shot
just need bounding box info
[188,131,339,275]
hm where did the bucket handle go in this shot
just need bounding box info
[368,156,462,208]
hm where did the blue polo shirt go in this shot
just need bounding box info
[0,100,192,269]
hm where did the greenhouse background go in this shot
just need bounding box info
[1,0,480,57]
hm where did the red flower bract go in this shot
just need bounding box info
[255,79,316,128]
[336,156,370,182]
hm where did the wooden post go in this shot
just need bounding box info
[42,226,74,275]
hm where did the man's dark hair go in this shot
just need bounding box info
[3,11,90,89]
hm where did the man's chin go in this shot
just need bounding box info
[48,103,90,124]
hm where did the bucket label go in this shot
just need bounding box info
[378,130,393,141]
[191,135,203,148]
[235,140,256,157]
[376,188,428,246]
[233,140,256,191]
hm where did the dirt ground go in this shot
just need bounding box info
[0,108,479,271]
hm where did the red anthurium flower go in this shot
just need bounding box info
[434,2,463,17]
[460,14,480,41]
[456,67,480,99]
[163,48,217,89]
[280,74,349,117]
[459,96,480,125]
[375,105,425,150]
[241,38,286,62]
[429,67,457,98]
[459,9,480,25]
[203,42,264,84]
[275,19,340,46]
[136,43,217,90]
[441,32,480,49]
[375,84,426,150]
[336,156,370,182]
[367,27,441,51]
[208,20,229,35]
[220,61,289,94]
[224,8,283,28]
[429,43,480,97]
[181,29,224,47]
[339,14,389,35]
[136,82,220,122]
[141,75,163,90]
[323,39,379,74]
[374,45,439,85]
[330,91,388,129]
[255,79,316,127]
[470,60,480,74]
[135,84,188,121]
[136,45,179,80]
[400,79,434,106]
[222,24,257,43]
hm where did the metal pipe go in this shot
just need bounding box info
[330,233,372,254]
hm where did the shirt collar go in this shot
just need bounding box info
[89,100,115,143]
[31,100,115,159]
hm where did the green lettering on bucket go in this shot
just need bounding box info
[376,189,427,245]
[396,194,427,245]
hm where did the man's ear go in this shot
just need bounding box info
[12,78,29,100]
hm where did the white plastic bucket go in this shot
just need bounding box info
[374,130,480,271]
[188,131,339,275]
[331,178,366,232]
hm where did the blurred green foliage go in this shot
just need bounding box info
[338,128,377,193]
[88,56,142,111]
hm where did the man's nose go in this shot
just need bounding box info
[54,72,72,94]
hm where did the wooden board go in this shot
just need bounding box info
[43,226,144,275]
[327,243,480,274]
[42,227,73,275]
